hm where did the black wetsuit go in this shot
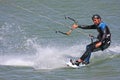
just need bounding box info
[78,22,111,64]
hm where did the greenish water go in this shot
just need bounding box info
[0,0,120,80]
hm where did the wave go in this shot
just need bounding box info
[0,23,120,69]
[0,38,120,69]
[0,55,34,67]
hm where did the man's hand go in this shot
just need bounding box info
[71,24,78,29]
[65,24,78,35]
[95,42,102,48]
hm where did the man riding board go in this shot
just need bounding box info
[67,14,111,66]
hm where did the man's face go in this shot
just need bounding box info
[92,18,101,25]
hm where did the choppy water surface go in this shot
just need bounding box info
[0,0,120,80]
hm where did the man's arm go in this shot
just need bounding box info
[78,25,97,29]
[66,24,97,35]
[100,27,108,42]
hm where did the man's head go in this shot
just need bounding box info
[92,14,101,25]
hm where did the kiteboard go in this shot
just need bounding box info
[66,59,86,69]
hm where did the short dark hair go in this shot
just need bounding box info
[92,14,101,20]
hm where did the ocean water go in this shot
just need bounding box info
[0,0,120,80]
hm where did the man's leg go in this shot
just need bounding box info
[75,41,101,66]
[74,43,94,66]
[83,52,91,64]
[80,44,94,62]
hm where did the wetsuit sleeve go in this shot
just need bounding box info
[99,23,109,42]
[78,25,97,29]
[100,27,107,42]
